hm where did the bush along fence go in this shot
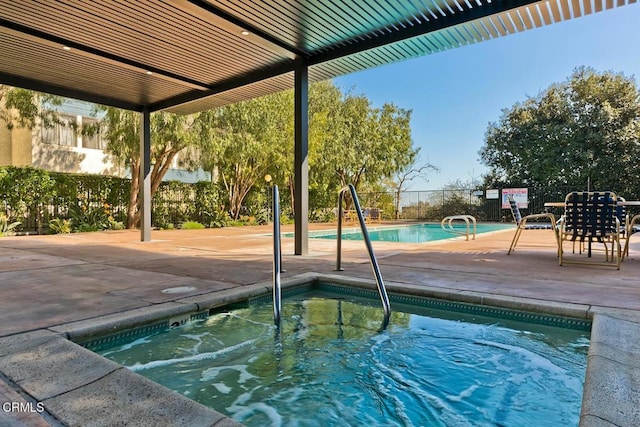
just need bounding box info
[0,167,227,234]
[3,166,639,234]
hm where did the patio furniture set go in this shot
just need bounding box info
[507,191,640,269]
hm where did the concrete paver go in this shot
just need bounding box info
[44,368,233,427]
[0,335,121,402]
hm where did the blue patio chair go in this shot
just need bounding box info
[507,195,558,255]
[559,191,621,269]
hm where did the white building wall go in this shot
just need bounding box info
[32,98,210,182]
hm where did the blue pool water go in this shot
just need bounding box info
[285,223,512,243]
[90,286,589,426]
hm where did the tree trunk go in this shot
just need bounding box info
[127,157,141,229]
[128,150,180,229]
[288,175,295,216]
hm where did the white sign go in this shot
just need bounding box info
[485,189,499,199]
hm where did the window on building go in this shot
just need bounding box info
[41,114,76,146]
[81,118,105,150]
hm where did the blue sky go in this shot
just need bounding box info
[334,4,640,190]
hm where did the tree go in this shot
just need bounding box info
[196,93,292,219]
[313,91,417,203]
[102,108,199,228]
[305,81,344,210]
[386,150,438,219]
[0,86,63,130]
[479,67,640,196]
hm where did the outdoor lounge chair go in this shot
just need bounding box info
[507,195,558,255]
[369,208,382,223]
[558,191,621,269]
[613,197,631,260]
[623,213,640,260]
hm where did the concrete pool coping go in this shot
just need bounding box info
[2,272,638,426]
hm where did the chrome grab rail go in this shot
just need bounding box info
[336,184,391,325]
[272,185,282,327]
[440,215,476,241]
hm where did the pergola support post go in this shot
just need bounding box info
[139,108,152,242]
[294,56,309,255]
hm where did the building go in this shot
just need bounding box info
[0,96,209,183]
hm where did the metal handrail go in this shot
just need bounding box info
[440,215,476,241]
[272,185,282,327]
[336,184,391,326]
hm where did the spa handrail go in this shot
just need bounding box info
[272,185,282,327]
[336,184,391,323]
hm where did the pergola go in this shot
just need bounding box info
[1,0,634,253]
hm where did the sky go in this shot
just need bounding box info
[334,4,640,190]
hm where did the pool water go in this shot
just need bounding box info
[287,223,512,243]
[91,288,589,426]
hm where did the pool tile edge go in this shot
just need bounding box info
[49,302,200,343]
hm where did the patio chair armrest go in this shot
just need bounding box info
[520,213,557,224]
[520,213,557,230]
[628,214,640,235]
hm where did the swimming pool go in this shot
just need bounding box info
[285,223,512,243]
[87,283,589,426]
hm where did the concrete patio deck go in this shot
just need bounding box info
[1,223,639,426]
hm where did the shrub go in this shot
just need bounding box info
[69,201,110,232]
[180,221,205,229]
[0,214,21,236]
[0,167,56,233]
[156,223,174,230]
[201,210,229,228]
[108,218,125,230]
[309,208,335,223]
[49,218,72,234]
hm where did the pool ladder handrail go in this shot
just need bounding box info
[272,185,282,327]
[440,215,477,241]
[336,184,391,325]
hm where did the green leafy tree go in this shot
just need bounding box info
[197,81,423,218]
[102,108,199,228]
[314,92,417,208]
[196,93,291,219]
[480,67,640,196]
[0,86,63,130]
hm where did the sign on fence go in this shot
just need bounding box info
[485,189,499,199]
[501,188,528,209]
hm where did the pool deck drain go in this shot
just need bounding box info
[1,225,640,426]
